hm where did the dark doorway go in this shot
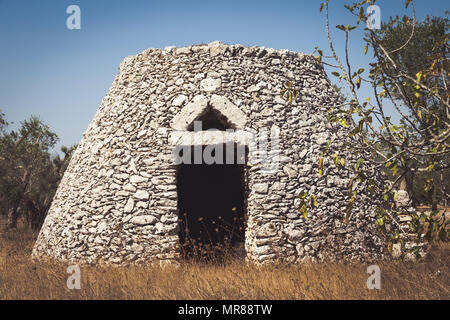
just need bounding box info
[176,144,247,261]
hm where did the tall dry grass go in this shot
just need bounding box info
[0,222,448,300]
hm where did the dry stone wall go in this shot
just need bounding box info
[33,41,395,265]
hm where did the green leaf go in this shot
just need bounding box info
[333,153,339,166]
[417,109,422,120]
[310,195,318,209]
[377,217,384,226]
[355,77,361,89]
[298,190,308,199]
[323,140,331,154]
[320,2,324,12]
[355,158,364,171]
[392,164,398,176]
[338,118,349,128]
[416,71,422,82]
[391,124,400,133]
[300,203,308,219]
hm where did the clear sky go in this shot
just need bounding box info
[0,0,448,154]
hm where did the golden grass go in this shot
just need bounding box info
[0,223,448,300]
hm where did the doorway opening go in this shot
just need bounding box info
[176,144,247,261]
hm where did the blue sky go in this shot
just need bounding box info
[0,0,448,154]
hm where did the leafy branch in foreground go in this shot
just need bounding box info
[320,0,449,249]
[285,0,449,256]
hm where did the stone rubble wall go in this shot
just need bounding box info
[33,41,393,265]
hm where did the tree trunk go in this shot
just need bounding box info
[404,171,416,207]
[7,168,32,228]
[432,201,438,211]
[432,184,438,211]
[25,198,44,230]
[7,205,19,229]
[440,171,447,210]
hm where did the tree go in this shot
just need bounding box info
[288,0,449,251]
[0,111,76,229]
[24,145,75,229]
[373,14,449,208]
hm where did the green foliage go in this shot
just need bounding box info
[297,190,318,219]
[0,110,75,229]
[372,14,450,207]
[290,0,450,257]
[373,14,448,129]
[280,82,299,104]
[409,210,449,244]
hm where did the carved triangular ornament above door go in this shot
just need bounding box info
[170,94,248,131]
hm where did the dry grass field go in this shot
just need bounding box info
[0,222,448,300]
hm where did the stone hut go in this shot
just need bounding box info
[32,41,394,265]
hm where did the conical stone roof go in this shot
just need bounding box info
[32,41,395,265]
